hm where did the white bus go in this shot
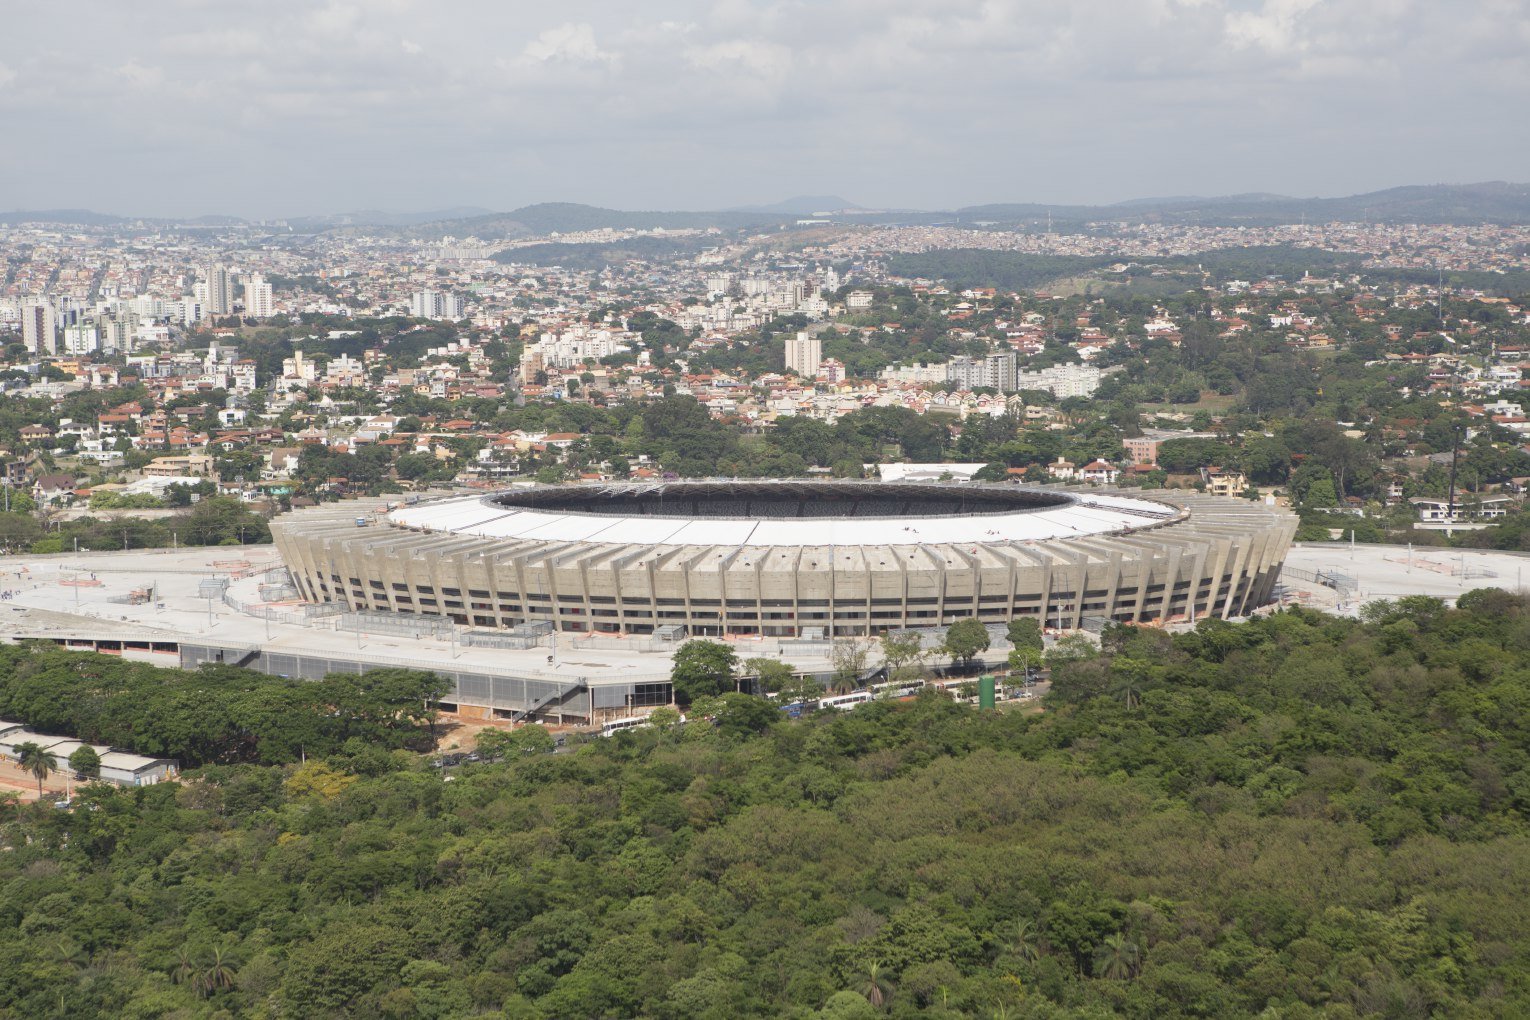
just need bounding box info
[868,679,926,700]
[598,717,652,737]
[818,691,874,711]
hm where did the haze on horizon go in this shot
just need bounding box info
[2,0,1526,220]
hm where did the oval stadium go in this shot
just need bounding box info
[272,481,1297,638]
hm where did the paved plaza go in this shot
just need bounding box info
[0,540,1522,696]
[1282,542,1529,614]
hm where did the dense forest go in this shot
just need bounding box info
[4,593,1530,1017]
[0,648,447,767]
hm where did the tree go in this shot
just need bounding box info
[647,706,682,730]
[879,632,925,683]
[198,946,239,998]
[942,619,990,669]
[712,692,779,737]
[669,640,738,707]
[1008,918,1042,964]
[1108,673,1143,711]
[15,741,56,797]
[1007,644,1041,680]
[831,638,872,693]
[172,947,198,987]
[474,729,513,763]
[858,960,893,1009]
[778,673,826,707]
[509,724,556,756]
[1091,933,1140,980]
[67,745,101,779]
[1006,616,1043,654]
[744,657,795,694]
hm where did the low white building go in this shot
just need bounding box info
[0,722,177,787]
[1411,495,1515,522]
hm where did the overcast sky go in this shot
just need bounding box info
[2,0,1526,218]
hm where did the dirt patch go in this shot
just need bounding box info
[431,711,585,753]
[434,714,504,753]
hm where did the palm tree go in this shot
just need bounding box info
[48,938,87,971]
[170,947,197,986]
[1008,917,1041,963]
[859,960,893,1009]
[1108,676,1142,711]
[15,742,57,797]
[197,946,238,998]
[1092,933,1141,980]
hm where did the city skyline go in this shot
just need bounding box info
[2,0,1527,218]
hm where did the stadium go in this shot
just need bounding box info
[271,480,1298,639]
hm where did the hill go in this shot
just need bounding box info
[285,206,494,230]
[957,182,1530,227]
[731,195,864,215]
[377,202,792,240]
[0,209,129,226]
[2,596,1529,1015]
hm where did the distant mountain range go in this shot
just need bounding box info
[5,183,1530,235]
[0,208,129,227]
[956,182,1530,229]
[285,207,496,230]
[728,195,864,215]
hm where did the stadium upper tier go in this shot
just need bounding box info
[389,482,1184,547]
[272,481,1296,637]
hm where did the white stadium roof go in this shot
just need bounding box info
[388,491,1182,548]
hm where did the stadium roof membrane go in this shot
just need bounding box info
[388,481,1186,548]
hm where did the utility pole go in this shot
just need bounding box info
[1446,423,1462,524]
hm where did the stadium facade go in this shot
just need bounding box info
[272,481,1297,638]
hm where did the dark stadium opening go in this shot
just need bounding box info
[489,481,1078,519]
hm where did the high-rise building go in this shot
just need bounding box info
[243,274,274,319]
[100,315,134,354]
[410,289,465,321]
[946,350,1016,392]
[1014,363,1102,398]
[61,323,100,356]
[784,331,822,376]
[199,266,233,316]
[21,300,55,355]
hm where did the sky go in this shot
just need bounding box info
[1,0,1527,219]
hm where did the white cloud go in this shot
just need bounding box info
[1225,0,1323,52]
[0,0,1524,215]
[115,61,164,91]
[684,40,792,77]
[521,23,616,65]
